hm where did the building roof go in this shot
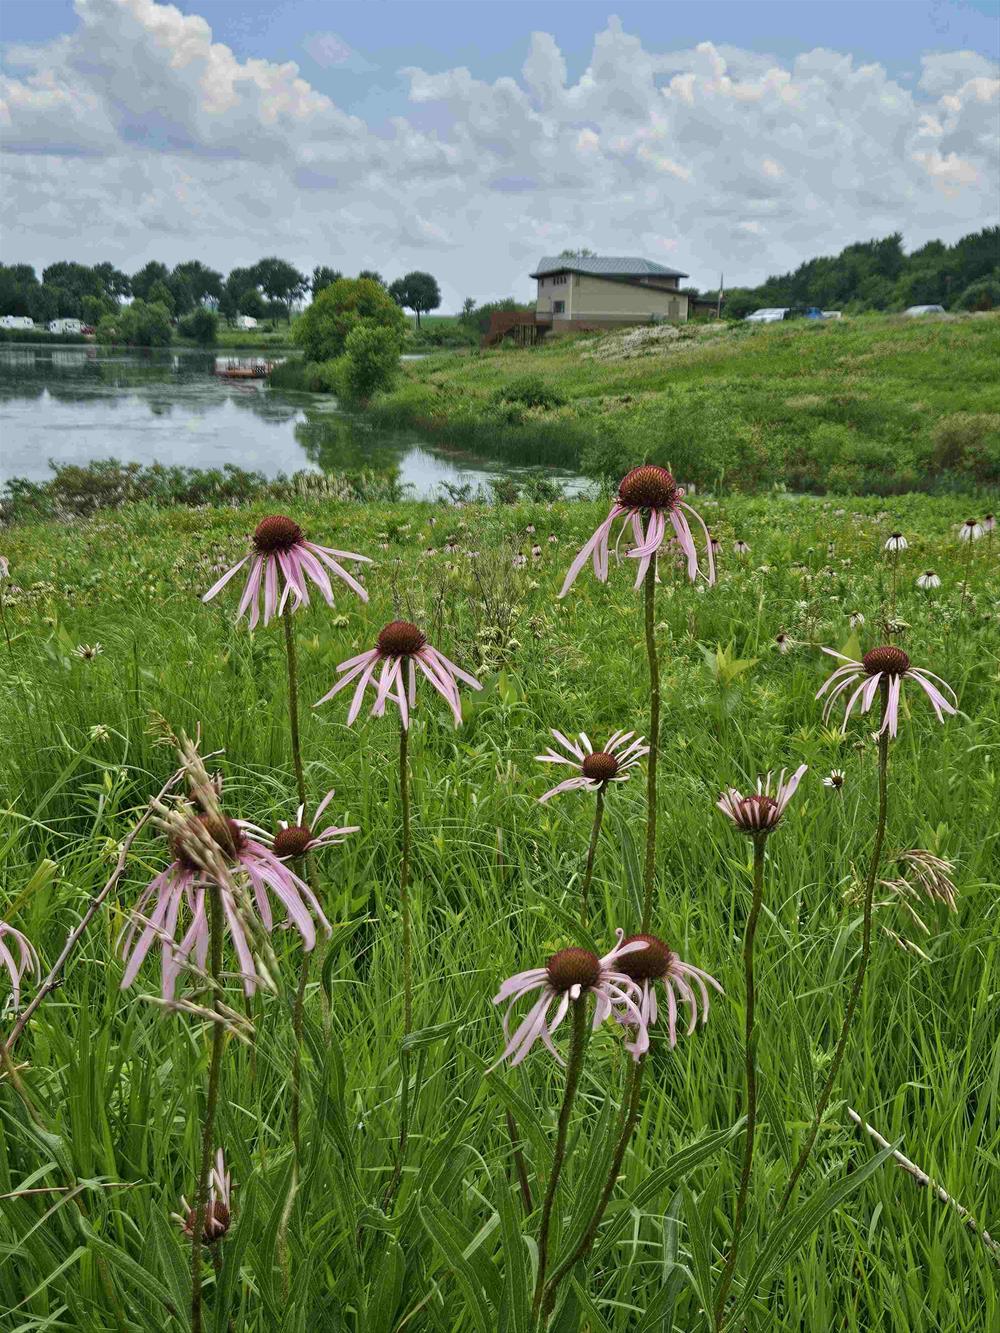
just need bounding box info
[531,255,688,279]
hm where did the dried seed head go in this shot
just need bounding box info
[171,814,245,872]
[614,934,671,982]
[617,465,678,511]
[862,645,910,677]
[272,825,313,858]
[252,514,303,553]
[581,751,619,782]
[376,620,427,657]
[182,1202,231,1242]
[546,947,600,993]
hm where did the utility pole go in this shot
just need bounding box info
[716,273,724,319]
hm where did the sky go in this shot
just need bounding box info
[1,0,998,309]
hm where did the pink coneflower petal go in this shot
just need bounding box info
[203,555,251,602]
[316,621,480,729]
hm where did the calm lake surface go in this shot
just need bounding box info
[0,345,588,499]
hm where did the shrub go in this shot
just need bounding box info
[338,324,403,402]
[293,278,406,362]
[491,375,565,410]
[96,299,172,348]
[177,308,219,346]
[954,276,1000,311]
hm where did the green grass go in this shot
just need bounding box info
[372,312,1000,493]
[0,492,998,1330]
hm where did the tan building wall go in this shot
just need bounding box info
[535,273,688,324]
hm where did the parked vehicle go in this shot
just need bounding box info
[822,311,843,319]
[234,315,258,331]
[48,318,83,335]
[0,315,35,330]
[745,308,788,323]
[904,304,946,316]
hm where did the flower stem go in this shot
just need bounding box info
[714,834,766,1329]
[579,788,605,925]
[778,688,890,1214]
[381,720,413,1216]
[532,996,590,1323]
[282,605,306,808]
[191,886,225,1333]
[959,538,975,626]
[399,720,412,1036]
[540,1055,645,1321]
[641,561,660,932]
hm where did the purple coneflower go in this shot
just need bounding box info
[489,935,650,1069]
[559,464,715,596]
[173,1148,232,1242]
[0,921,39,1012]
[119,812,331,999]
[817,646,956,738]
[243,789,359,859]
[884,533,907,552]
[823,769,846,791]
[958,518,983,543]
[536,729,648,803]
[734,539,750,557]
[202,514,370,628]
[916,571,941,590]
[717,765,808,835]
[774,632,794,654]
[984,513,996,533]
[612,932,723,1048]
[314,620,481,728]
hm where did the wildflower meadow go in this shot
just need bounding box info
[0,483,997,1331]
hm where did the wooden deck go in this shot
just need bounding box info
[481,312,552,348]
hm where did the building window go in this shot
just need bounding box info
[553,301,565,315]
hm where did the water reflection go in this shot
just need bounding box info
[0,344,586,499]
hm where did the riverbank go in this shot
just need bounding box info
[368,311,1000,495]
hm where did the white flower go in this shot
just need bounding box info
[774,632,794,654]
[884,533,908,552]
[73,643,103,661]
[917,571,941,590]
[823,769,846,791]
[733,539,750,556]
[958,519,983,543]
[848,611,865,628]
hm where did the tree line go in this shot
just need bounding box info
[719,227,999,318]
[0,258,443,330]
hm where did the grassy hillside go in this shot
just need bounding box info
[0,492,997,1327]
[372,312,1000,494]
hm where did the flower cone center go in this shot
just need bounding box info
[377,620,427,657]
[253,514,303,553]
[616,933,671,982]
[582,751,619,782]
[617,465,678,511]
[273,824,313,858]
[863,645,910,676]
[546,947,600,992]
[184,1202,230,1241]
[171,814,245,872]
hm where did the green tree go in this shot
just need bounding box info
[336,323,402,402]
[177,308,219,345]
[388,271,441,328]
[147,280,175,315]
[238,289,267,320]
[93,262,131,301]
[293,277,406,362]
[358,269,384,285]
[251,257,308,322]
[955,275,1000,311]
[131,261,171,301]
[81,294,115,326]
[311,266,342,296]
[172,261,223,306]
[460,297,477,322]
[96,299,172,347]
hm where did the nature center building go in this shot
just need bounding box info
[532,256,690,329]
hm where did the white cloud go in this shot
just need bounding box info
[0,0,996,309]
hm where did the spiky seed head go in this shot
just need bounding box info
[581,751,619,782]
[617,465,678,511]
[272,825,313,858]
[615,933,671,982]
[252,514,303,553]
[171,814,245,871]
[546,947,600,992]
[862,645,910,676]
[376,620,427,657]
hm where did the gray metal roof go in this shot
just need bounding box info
[531,255,688,279]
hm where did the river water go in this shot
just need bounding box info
[0,345,587,499]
